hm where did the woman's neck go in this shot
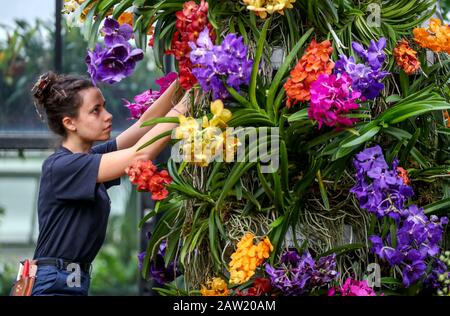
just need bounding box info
[62,137,93,154]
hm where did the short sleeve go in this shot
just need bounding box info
[51,153,102,201]
[91,139,118,154]
[91,139,121,189]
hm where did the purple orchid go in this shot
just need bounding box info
[334,38,389,100]
[85,18,143,85]
[102,18,134,47]
[189,27,253,100]
[265,250,338,296]
[308,73,361,128]
[137,240,180,285]
[86,42,144,85]
[352,145,448,288]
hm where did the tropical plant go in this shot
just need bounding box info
[78,0,450,296]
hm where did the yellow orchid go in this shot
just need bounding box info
[203,100,232,129]
[174,100,239,167]
[63,0,80,14]
[243,0,296,19]
[200,277,230,296]
[175,115,201,139]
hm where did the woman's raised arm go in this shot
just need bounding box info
[96,96,188,183]
[115,79,184,150]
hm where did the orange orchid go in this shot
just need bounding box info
[413,18,450,54]
[444,110,450,128]
[397,167,411,186]
[228,233,273,285]
[283,39,334,107]
[393,39,421,75]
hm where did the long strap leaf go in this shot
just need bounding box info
[249,18,271,110]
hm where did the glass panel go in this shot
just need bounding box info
[1,0,163,133]
[0,177,38,243]
[0,0,55,132]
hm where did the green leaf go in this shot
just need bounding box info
[224,84,253,108]
[399,128,420,165]
[137,130,173,151]
[269,215,284,228]
[379,90,450,124]
[380,277,402,286]
[113,0,133,18]
[140,117,180,127]
[341,126,381,148]
[390,219,397,249]
[318,243,365,258]
[385,94,402,103]
[424,198,450,215]
[249,18,271,109]
[164,227,181,267]
[399,70,410,97]
[316,170,330,210]
[287,108,309,123]
[142,206,178,278]
[208,209,222,268]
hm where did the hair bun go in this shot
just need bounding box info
[31,71,58,105]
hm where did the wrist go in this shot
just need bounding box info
[171,106,185,115]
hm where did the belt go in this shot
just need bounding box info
[36,258,92,274]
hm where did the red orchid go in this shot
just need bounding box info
[166,0,215,90]
[235,278,272,296]
[125,160,172,201]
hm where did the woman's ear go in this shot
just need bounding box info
[62,116,77,132]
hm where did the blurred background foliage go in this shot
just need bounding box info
[0,17,163,132]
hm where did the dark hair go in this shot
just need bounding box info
[31,71,94,138]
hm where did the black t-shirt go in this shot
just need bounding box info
[33,139,121,263]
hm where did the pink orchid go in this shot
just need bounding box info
[308,73,361,129]
[123,72,178,120]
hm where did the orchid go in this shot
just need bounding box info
[308,73,361,128]
[328,278,380,296]
[166,0,215,90]
[123,72,178,120]
[125,160,172,201]
[334,38,389,100]
[352,146,448,287]
[265,250,338,295]
[189,28,253,100]
[394,40,421,75]
[284,39,334,107]
[138,240,180,284]
[85,18,143,85]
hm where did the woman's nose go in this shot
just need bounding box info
[105,110,113,122]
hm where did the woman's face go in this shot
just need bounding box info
[71,87,113,142]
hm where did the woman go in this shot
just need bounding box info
[28,71,188,296]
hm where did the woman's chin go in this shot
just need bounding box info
[98,133,111,141]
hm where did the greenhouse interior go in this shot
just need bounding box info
[0,0,450,298]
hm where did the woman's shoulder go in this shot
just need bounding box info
[42,147,83,172]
